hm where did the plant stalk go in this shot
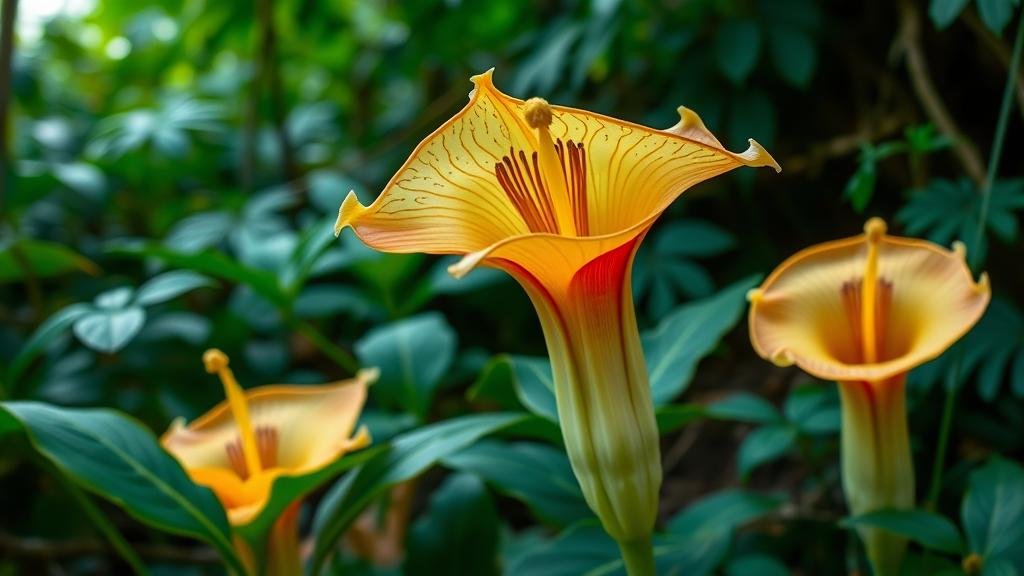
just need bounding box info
[618,537,656,576]
[971,7,1024,266]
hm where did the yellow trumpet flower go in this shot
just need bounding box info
[748,218,990,575]
[334,69,779,574]
[162,349,373,573]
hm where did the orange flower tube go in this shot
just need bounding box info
[162,349,373,574]
[334,70,779,574]
[748,219,990,575]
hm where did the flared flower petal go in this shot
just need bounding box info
[162,369,374,524]
[335,69,779,286]
[748,219,990,382]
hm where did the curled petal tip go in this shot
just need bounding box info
[770,348,795,367]
[335,190,366,237]
[976,272,991,294]
[357,367,381,385]
[746,288,764,303]
[665,106,724,149]
[202,348,229,373]
[952,240,967,259]
[864,217,887,241]
[469,68,496,98]
[447,250,488,279]
[740,138,782,173]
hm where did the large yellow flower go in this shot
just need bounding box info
[748,218,990,575]
[163,350,373,525]
[334,69,779,575]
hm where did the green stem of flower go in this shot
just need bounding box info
[926,350,962,509]
[618,537,656,576]
[287,316,360,373]
[971,7,1024,267]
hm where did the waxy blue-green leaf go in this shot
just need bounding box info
[73,303,146,354]
[706,392,781,424]
[0,402,246,574]
[643,275,762,404]
[842,508,963,554]
[354,312,457,420]
[404,473,500,576]
[7,304,92,389]
[962,457,1024,567]
[738,424,797,477]
[442,440,592,526]
[134,270,216,307]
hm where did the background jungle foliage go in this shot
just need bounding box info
[1,0,1024,574]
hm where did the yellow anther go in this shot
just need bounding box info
[523,97,553,128]
[522,97,575,236]
[861,219,885,365]
[864,217,887,241]
[203,348,230,373]
[962,553,983,575]
[202,348,262,477]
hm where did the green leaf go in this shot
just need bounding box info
[706,392,781,424]
[310,412,529,573]
[725,554,790,576]
[505,522,727,576]
[644,275,761,404]
[769,27,816,87]
[469,355,558,422]
[134,270,216,307]
[0,239,99,283]
[654,219,735,258]
[715,20,762,84]
[0,402,245,573]
[234,445,386,542]
[667,489,784,537]
[72,305,146,353]
[962,457,1024,566]
[978,0,1019,34]
[442,440,592,526]
[738,424,797,477]
[108,243,287,307]
[929,0,972,28]
[7,304,93,387]
[844,145,877,213]
[842,508,963,554]
[404,473,500,576]
[784,382,840,434]
[354,312,457,420]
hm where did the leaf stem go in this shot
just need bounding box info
[618,537,655,576]
[287,316,360,373]
[926,349,961,509]
[971,7,1024,266]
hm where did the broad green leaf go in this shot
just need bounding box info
[929,0,972,28]
[293,284,381,320]
[469,355,558,422]
[653,219,735,258]
[280,217,336,294]
[769,27,816,87]
[163,211,234,253]
[644,275,762,404]
[354,312,457,420]
[404,473,500,576]
[505,524,621,576]
[442,440,592,526]
[7,304,92,387]
[108,243,287,307]
[715,20,762,84]
[666,489,784,537]
[706,392,781,424]
[842,509,963,554]
[738,424,797,477]
[784,382,840,434]
[978,0,1019,34]
[0,239,99,283]
[73,306,146,353]
[0,402,245,573]
[234,445,385,542]
[310,412,529,572]
[725,554,790,576]
[962,457,1024,566]
[134,270,216,307]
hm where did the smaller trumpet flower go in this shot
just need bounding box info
[748,218,990,575]
[162,349,373,573]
